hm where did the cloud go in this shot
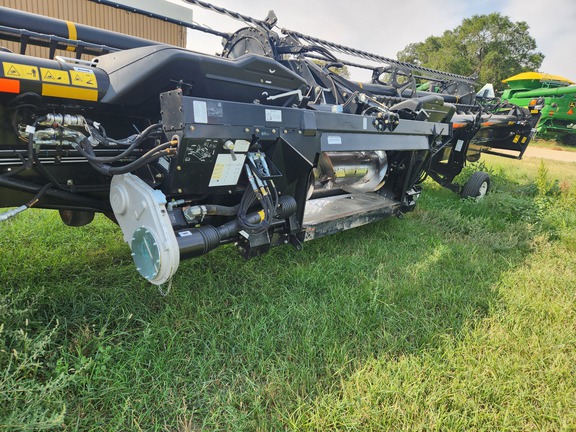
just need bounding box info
[502,0,576,79]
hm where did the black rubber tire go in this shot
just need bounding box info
[561,134,576,146]
[461,171,490,199]
[59,209,95,227]
[466,151,481,163]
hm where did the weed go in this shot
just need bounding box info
[0,288,84,431]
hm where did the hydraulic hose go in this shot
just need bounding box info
[0,182,52,222]
[0,175,110,210]
[76,137,177,175]
[84,122,162,162]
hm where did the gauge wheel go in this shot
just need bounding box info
[466,151,481,162]
[461,171,490,200]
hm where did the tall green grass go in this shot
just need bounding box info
[1,154,575,430]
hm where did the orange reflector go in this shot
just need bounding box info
[481,122,495,127]
[452,123,467,129]
[549,111,555,116]
[0,77,20,93]
[568,108,574,115]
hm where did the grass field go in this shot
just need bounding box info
[1,153,575,431]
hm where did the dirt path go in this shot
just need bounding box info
[523,146,576,163]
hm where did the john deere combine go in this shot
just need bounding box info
[501,72,576,145]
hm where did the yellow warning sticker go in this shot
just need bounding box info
[40,68,70,85]
[69,70,97,88]
[513,134,520,143]
[3,62,40,81]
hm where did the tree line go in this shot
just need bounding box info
[397,13,544,89]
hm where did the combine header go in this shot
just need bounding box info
[501,72,576,145]
[0,2,541,284]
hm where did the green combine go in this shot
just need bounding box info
[501,72,576,145]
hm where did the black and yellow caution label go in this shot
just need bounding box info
[70,70,97,88]
[3,62,40,81]
[40,68,71,85]
[2,61,101,100]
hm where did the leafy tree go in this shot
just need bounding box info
[397,13,544,88]
[311,59,351,79]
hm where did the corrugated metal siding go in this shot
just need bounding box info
[0,0,186,58]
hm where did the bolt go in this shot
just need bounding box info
[255,128,260,133]
[177,166,182,171]
[283,129,288,134]
[272,129,277,134]
[244,128,250,133]
[189,125,195,132]
[178,188,183,193]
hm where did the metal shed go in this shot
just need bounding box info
[0,0,187,58]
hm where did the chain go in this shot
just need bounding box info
[283,29,476,84]
[181,0,272,29]
[157,276,173,297]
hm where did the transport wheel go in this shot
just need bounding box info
[59,209,95,227]
[561,134,576,146]
[461,171,490,200]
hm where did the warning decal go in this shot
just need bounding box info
[40,68,70,85]
[3,63,40,81]
[209,154,246,187]
[2,62,101,96]
[70,70,97,88]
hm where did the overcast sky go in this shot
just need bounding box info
[173,0,576,83]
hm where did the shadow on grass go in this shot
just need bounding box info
[0,180,545,429]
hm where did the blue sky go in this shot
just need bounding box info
[175,0,576,83]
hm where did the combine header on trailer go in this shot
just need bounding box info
[0,2,541,284]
